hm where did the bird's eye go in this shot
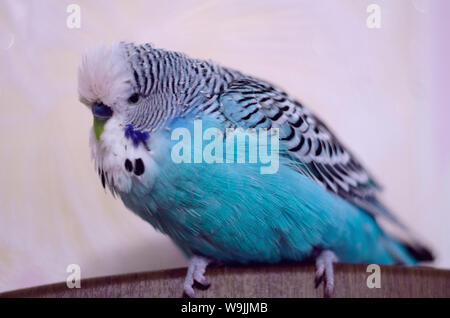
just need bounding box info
[128,93,140,104]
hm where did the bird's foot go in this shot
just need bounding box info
[183,255,211,298]
[314,250,338,298]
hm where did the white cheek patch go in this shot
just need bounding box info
[89,117,156,194]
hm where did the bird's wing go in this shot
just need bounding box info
[217,78,400,224]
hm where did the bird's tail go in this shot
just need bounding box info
[398,238,434,263]
[369,199,435,265]
[381,234,434,266]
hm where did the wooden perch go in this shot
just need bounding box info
[1,264,449,298]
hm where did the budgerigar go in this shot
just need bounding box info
[78,42,433,297]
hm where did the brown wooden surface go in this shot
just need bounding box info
[1,264,449,298]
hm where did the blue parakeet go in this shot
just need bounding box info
[78,42,433,297]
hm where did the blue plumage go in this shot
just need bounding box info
[124,124,150,147]
[118,116,416,266]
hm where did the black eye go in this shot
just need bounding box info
[128,93,140,104]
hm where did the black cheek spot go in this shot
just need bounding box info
[124,159,133,172]
[134,158,145,176]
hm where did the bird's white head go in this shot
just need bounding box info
[78,42,133,113]
[77,43,156,194]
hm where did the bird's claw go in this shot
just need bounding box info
[183,255,211,298]
[314,250,338,298]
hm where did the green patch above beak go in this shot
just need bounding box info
[93,117,107,141]
[92,103,113,141]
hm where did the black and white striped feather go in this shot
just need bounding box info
[217,78,405,225]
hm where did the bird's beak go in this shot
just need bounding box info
[92,103,113,120]
[92,103,113,141]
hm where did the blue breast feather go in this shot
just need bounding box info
[118,115,416,265]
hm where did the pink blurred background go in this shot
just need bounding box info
[0,0,449,293]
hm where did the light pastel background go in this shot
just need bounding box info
[0,0,448,293]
